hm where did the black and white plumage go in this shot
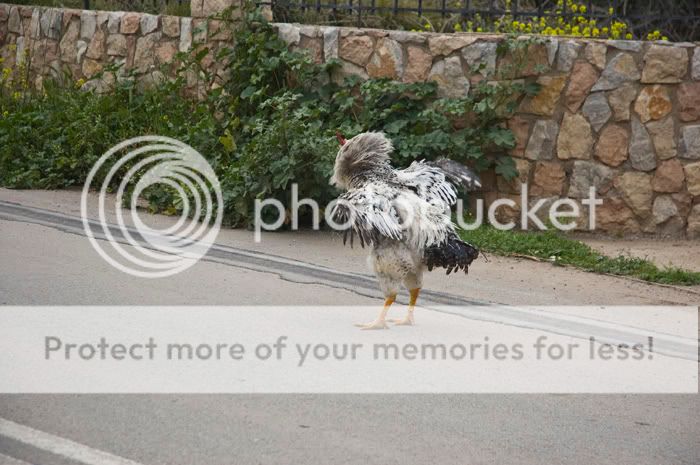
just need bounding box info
[330,131,481,329]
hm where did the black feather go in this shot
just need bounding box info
[423,232,479,275]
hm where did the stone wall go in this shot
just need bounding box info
[1,3,699,237]
[0,4,220,90]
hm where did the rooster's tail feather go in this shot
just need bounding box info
[424,232,479,275]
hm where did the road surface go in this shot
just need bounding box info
[0,189,698,465]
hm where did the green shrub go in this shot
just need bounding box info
[214,8,540,224]
[0,67,220,190]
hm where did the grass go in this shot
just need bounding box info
[461,226,700,286]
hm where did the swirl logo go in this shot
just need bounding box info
[80,136,223,278]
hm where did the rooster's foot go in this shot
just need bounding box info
[388,314,414,326]
[354,319,389,330]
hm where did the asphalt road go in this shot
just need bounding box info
[0,190,698,465]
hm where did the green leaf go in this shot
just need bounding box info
[240,86,256,99]
[219,129,236,153]
[383,119,409,134]
[490,128,515,148]
[194,47,210,62]
[524,82,542,96]
[495,156,517,179]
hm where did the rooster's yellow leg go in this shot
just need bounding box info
[389,288,420,326]
[355,295,396,330]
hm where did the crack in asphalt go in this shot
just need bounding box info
[0,200,486,307]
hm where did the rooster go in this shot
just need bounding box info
[330,131,481,329]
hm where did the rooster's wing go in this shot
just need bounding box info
[330,182,404,248]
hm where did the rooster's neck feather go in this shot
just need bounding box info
[331,132,393,190]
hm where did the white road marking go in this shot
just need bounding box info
[0,418,145,465]
[0,453,33,465]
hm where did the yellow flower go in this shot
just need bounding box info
[571,4,578,12]
[12,91,20,100]
[662,36,668,41]
[424,23,431,30]
[476,27,483,32]
[608,7,614,14]
[75,78,86,89]
[2,111,8,118]
[580,5,586,13]
[647,30,663,41]
[625,33,632,39]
